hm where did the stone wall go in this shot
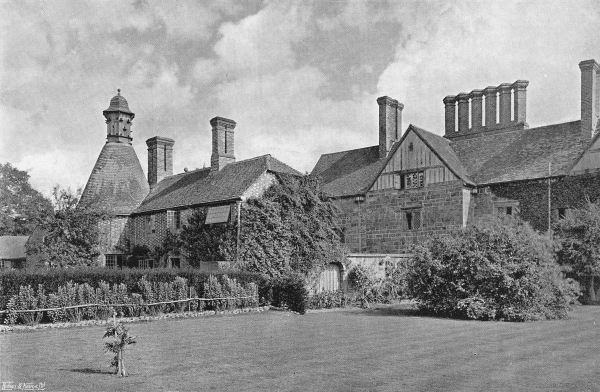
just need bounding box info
[480,172,600,231]
[335,180,468,253]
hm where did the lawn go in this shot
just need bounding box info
[1,305,600,391]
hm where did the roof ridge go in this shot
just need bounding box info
[228,154,270,165]
[319,144,379,157]
[265,155,303,175]
[170,167,210,178]
[523,120,581,132]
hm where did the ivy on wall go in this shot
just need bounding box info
[489,172,600,232]
[177,174,347,277]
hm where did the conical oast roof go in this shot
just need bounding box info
[79,142,149,215]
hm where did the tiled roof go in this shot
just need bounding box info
[405,125,474,185]
[0,236,28,259]
[103,92,134,115]
[79,142,150,215]
[134,155,301,214]
[311,121,585,195]
[451,121,585,184]
[311,146,387,197]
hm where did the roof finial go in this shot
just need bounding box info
[117,88,121,96]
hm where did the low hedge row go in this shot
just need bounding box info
[1,269,351,315]
[0,268,268,309]
[4,275,260,326]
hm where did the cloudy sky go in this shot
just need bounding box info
[1,0,599,196]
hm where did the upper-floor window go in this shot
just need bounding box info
[557,207,569,219]
[167,210,181,230]
[149,215,156,234]
[405,171,424,189]
[496,204,518,217]
[205,205,231,225]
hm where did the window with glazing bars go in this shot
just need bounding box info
[404,171,424,189]
[405,210,421,230]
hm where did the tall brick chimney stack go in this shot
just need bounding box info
[377,96,403,158]
[443,80,528,140]
[210,117,236,171]
[580,59,600,141]
[146,136,174,187]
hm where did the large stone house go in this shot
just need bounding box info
[312,59,600,255]
[77,92,300,269]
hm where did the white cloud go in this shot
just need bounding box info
[377,1,600,133]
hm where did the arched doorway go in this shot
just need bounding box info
[318,263,341,293]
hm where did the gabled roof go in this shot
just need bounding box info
[311,145,387,197]
[400,125,474,185]
[79,142,150,215]
[134,155,301,214]
[451,121,585,184]
[0,236,28,259]
[568,128,600,173]
[311,124,475,197]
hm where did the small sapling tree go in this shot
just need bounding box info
[103,312,136,377]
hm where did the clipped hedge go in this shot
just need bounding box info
[0,268,268,310]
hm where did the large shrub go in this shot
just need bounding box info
[265,272,309,314]
[407,216,579,321]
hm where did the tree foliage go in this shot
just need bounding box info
[554,199,600,302]
[407,215,579,321]
[26,187,108,268]
[0,162,53,235]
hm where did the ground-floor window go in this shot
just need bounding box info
[138,259,152,269]
[105,254,125,269]
[405,209,422,230]
[169,257,181,268]
[0,259,12,270]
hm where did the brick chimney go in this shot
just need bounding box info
[210,117,236,171]
[580,59,600,142]
[377,96,403,158]
[443,80,528,140]
[146,136,174,187]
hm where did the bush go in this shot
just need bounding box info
[308,290,351,309]
[407,215,579,321]
[346,261,409,306]
[266,272,309,314]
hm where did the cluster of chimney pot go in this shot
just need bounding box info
[443,80,529,136]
